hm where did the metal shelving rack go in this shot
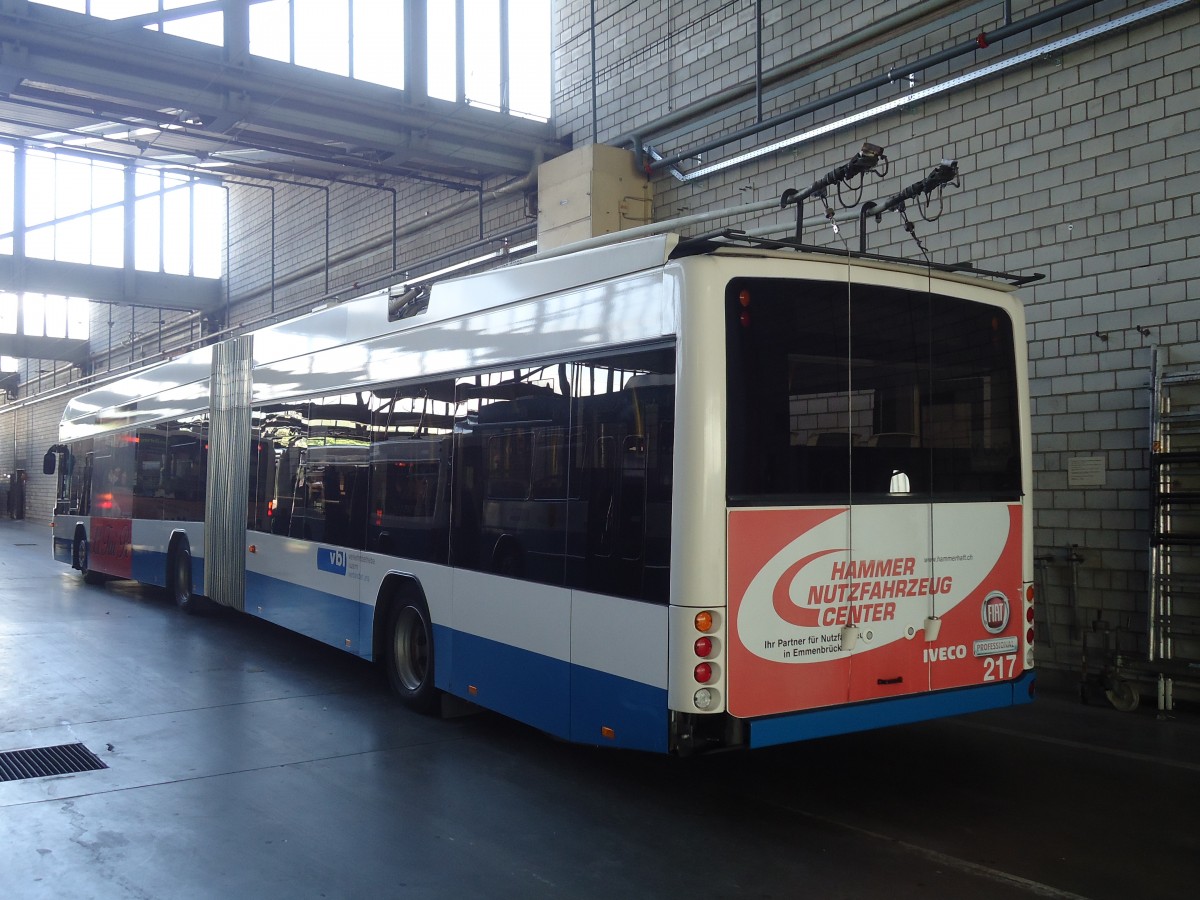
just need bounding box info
[1145,348,1200,709]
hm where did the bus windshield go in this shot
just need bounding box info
[726,277,1021,505]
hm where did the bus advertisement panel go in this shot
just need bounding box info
[726,502,1022,718]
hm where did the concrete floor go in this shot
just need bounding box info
[1,517,1198,900]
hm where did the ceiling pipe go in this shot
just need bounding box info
[615,0,962,152]
[638,0,1003,167]
[645,0,1103,174]
[670,0,1187,183]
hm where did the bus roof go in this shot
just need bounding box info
[59,230,1033,439]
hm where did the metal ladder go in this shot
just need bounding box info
[1146,347,1200,709]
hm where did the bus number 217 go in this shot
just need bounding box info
[983,655,1017,681]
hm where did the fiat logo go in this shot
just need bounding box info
[981,591,1010,634]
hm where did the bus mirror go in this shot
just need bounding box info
[43,450,57,475]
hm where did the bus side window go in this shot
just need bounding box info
[531,427,568,500]
[566,348,676,603]
[132,428,167,520]
[247,438,277,532]
[272,447,300,536]
[453,372,570,585]
[71,450,90,515]
[318,464,367,550]
[485,430,531,500]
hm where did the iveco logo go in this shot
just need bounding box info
[981,591,1010,634]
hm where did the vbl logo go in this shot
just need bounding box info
[317,547,348,575]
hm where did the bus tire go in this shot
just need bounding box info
[171,543,200,614]
[77,534,106,585]
[385,595,438,713]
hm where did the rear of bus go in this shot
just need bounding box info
[668,251,1035,751]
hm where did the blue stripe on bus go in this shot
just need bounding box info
[441,628,668,753]
[214,573,670,751]
[130,547,203,592]
[569,664,668,753]
[747,670,1037,749]
[444,629,572,739]
[131,550,169,588]
[245,571,371,657]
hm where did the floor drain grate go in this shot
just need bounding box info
[0,743,108,783]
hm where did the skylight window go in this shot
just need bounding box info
[32,0,549,119]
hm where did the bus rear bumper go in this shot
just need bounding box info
[746,671,1037,749]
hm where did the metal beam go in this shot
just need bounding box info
[0,333,88,365]
[0,3,565,179]
[0,256,223,313]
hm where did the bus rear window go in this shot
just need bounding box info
[726,278,1021,504]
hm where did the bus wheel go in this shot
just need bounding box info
[172,544,199,614]
[77,536,106,585]
[386,597,438,713]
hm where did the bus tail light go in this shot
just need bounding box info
[737,288,752,328]
[679,608,723,712]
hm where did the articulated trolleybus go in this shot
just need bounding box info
[48,231,1036,753]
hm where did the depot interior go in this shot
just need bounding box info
[0,0,1197,708]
